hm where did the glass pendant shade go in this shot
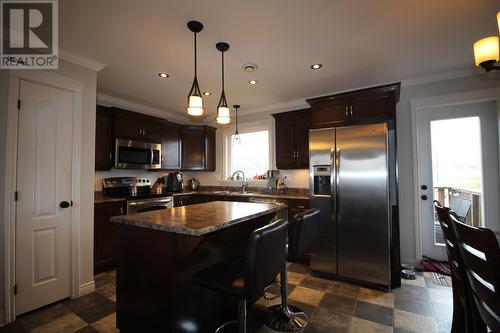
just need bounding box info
[216,106,230,124]
[473,36,499,66]
[232,104,241,144]
[187,95,204,116]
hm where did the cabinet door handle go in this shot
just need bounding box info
[120,207,124,214]
[296,151,299,159]
[345,106,349,118]
[349,105,353,118]
[109,152,112,161]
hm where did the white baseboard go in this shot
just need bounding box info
[401,258,420,266]
[78,281,95,297]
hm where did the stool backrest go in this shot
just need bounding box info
[288,209,320,261]
[244,218,288,301]
[450,213,500,332]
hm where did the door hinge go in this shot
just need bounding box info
[14,284,17,295]
[17,99,21,110]
[14,191,19,201]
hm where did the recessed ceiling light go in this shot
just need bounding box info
[203,91,211,96]
[158,72,170,78]
[248,80,258,85]
[310,64,322,70]
[242,63,258,72]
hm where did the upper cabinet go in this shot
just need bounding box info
[95,106,216,171]
[113,108,161,142]
[273,109,311,169]
[95,105,114,171]
[161,121,182,170]
[307,83,400,129]
[181,126,217,171]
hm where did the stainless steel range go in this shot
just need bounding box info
[102,177,174,214]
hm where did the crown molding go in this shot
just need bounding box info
[97,93,190,124]
[400,66,481,87]
[59,49,107,72]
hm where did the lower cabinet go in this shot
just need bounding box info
[94,201,125,272]
[287,199,310,219]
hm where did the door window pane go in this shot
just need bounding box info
[430,117,483,245]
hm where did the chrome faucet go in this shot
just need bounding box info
[232,171,249,193]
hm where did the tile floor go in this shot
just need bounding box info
[0,262,453,333]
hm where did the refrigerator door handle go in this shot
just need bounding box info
[335,148,341,219]
[330,148,335,214]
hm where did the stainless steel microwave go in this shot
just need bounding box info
[115,139,161,169]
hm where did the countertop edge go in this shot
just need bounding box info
[110,203,286,236]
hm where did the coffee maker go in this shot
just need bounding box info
[266,170,280,190]
[166,172,183,192]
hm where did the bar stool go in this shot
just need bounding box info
[193,219,288,333]
[264,209,320,331]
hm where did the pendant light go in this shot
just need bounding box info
[232,104,241,144]
[216,42,231,125]
[186,21,204,116]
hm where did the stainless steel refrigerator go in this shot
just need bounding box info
[309,122,400,289]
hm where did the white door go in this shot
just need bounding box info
[416,100,499,261]
[16,80,73,315]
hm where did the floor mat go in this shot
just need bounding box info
[430,272,452,287]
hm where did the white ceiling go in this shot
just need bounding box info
[61,0,500,119]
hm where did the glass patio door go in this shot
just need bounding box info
[416,100,499,261]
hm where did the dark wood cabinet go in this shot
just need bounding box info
[113,108,162,142]
[273,109,311,169]
[95,105,114,171]
[94,200,125,272]
[173,194,194,207]
[94,106,217,172]
[287,199,310,219]
[307,83,400,129]
[181,126,217,171]
[161,122,182,170]
[204,126,216,171]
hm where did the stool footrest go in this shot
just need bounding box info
[264,304,308,332]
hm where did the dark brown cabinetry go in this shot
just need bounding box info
[161,122,182,170]
[94,200,125,272]
[95,105,114,171]
[113,108,161,142]
[181,126,217,171]
[273,109,311,169]
[307,83,400,129]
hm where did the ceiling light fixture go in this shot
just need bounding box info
[186,20,205,116]
[242,63,257,72]
[473,11,500,72]
[310,64,322,70]
[233,105,241,144]
[216,42,231,125]
[248,80,258,85]
[158,72,169,78]
[203,91,211,96]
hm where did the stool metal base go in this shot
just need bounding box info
[264,304,308,332]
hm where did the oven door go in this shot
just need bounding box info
[127,197,174,214]
[115,139,161,169]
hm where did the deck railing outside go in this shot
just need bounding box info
[434,186,482,227]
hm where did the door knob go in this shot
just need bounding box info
[421,185,428,190]
[421,195,428,200]
[60,201,70,208]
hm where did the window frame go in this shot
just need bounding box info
[222,119,274,184]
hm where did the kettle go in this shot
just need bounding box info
[187,177,200,191]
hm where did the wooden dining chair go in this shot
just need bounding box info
[450,213,500,333]
[433,201,485,332]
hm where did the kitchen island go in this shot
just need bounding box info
[110,201,285,333]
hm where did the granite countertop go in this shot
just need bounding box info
[110,201,285,236]
[95,188,308,204]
